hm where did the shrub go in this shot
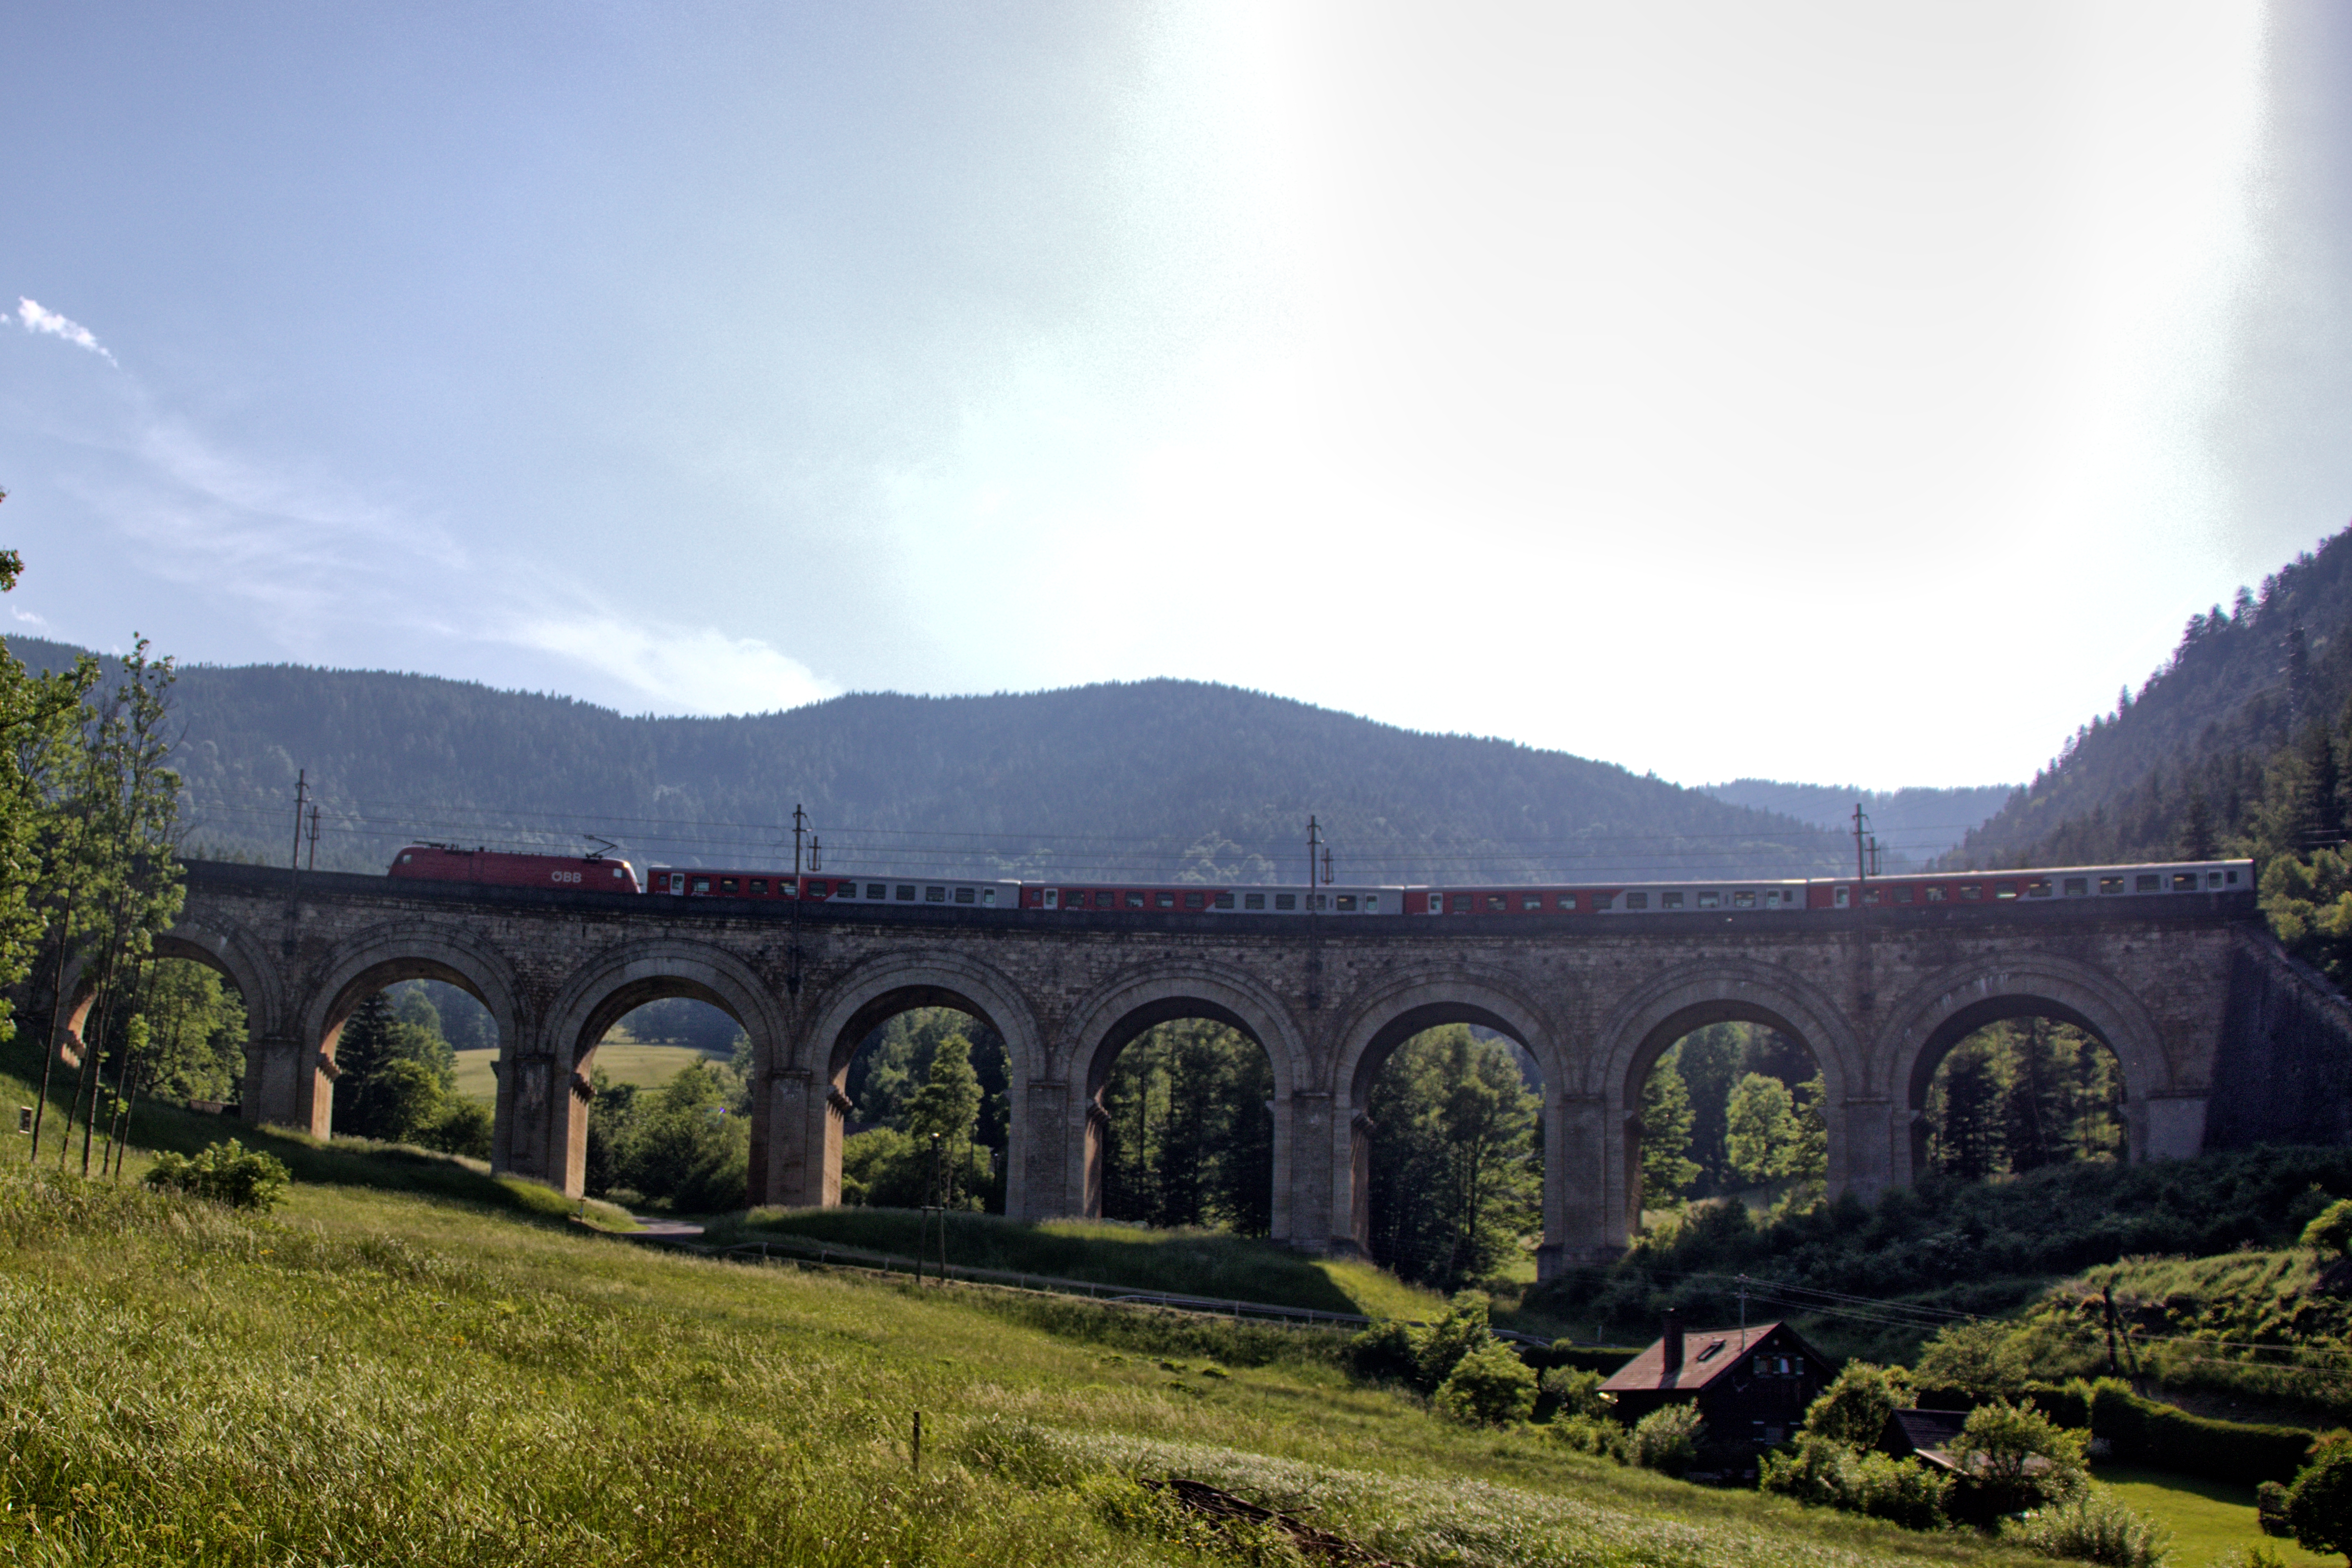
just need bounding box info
[1433,1340,1537,1426]
[1958,1398,2088,1516]
[2283,1432,2352,1563]
[2077,1378,2315,1487]
[1626,1403,1704,1475]
[1548,1413,1624,1460]
[2258,1481,2292,1538]
[1539,1365,1610,1419]
[1415,1293,1492,1392]
[1760,1433,1951,1530]
[1803,1360,1911,1448]
[2304,1199,2352,1258]
[2003,1493,2172,1568]
[143,1139,290,1211]
[420,1098,493,1159]
[1345,1319,1424,1387]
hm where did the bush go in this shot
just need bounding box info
[2303,1199,2352,1258]
[1344,1319,1423,1386]
[1958,1398,2087,1516]
[143,1139,289,1211]
[1626,1403,1704,1476]
[2076,1378,2315,1487]
[420,1098,493,1159]
[1539,1365,1611,1419]
[1759,1433,1951,1530]
[1415,1293,1493,1392]
[1433,1341,1537,1426]
[2004,1493,2172,1568]
[2284,1432,2352,1563]
[2258,1481,2292,1538]
[1803,1360,1911,1448]
[1548,1413,1625,1460]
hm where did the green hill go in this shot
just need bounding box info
[1947,522,2352,870]
[3,638,1847,884]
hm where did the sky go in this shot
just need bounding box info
[2,2,2346,791]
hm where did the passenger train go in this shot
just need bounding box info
[387,843,2251,917]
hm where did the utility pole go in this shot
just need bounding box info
[289,770,308,884]
[1307,816,1322,893]
[1852,802,1879,883]
[306,804,320,872]
[809,835,822,873]
[786,803,808,996]
[792,803,808,880]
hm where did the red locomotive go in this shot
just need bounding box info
[388,843,642,893]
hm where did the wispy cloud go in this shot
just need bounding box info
[506,615,836,716]
[17,298,116,365]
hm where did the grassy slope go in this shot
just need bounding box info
[729,1207,1453,1320]
[2008,1248,2352,1426]
[0,1159,2071,1568]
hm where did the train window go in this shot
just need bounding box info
[1214,892,1234,909]
[1925,886,1945,902]
[1961,885,1982,901]
[1996,884,2019,900]
[1833,886,1850,908]
[2025,879,2051,897]
[720,878,738,894]
[2098,876,2122,894]
[1625,892,1650,910]
[1697,891,1720,909]
[1363,894,1379,911]
[2064,878,2088,896]
[895,885,915,900]
[1660,891,1683,909]
[1558,893,1577,911]
[1894,886,1914,903]
[982,888,996,906]
[1450,894,1473,913]
[1523,894,1542,912]
[1126,891,1146,909]
[2135,874,2160,893]
[1087,891,1108,909]
[2172,873,2198,891]
[693,877,712,894]
[1244,893,1265,910]
[955,887,975,904]
[399,853,412,864]
[1310,893,1329,910]
[1337,895,1357,911]
[1185,891,1205,909]
[750,878,768,895]
[1156,892,1175,909]
[1485,894,1506,912]
[1276,893,1297,911]
[1593,893,1615,910]
[2225,868,2241,885]
[925,886,945,902]
[1734,891,1756,909]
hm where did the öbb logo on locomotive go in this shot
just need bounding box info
[387,843,2250,918]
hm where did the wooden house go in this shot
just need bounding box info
[1599,1310,1836,1449]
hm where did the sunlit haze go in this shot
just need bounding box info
[4,3,2344,790]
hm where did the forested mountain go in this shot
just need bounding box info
[1700,780,2013,866]
[1946,523,2352,870]
[2,639,1846,883]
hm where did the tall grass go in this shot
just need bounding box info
[0,1160,2065,1567]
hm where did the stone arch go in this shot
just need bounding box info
[777,950,1044,1216]
[1326,970,1561,1259]
[1876,954,2170,1181]
[281,923,528,1140]
[1596,961,1861,1246]
[536,938,790,1199]
[1058,961,1310,1238]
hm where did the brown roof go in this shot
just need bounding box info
[1600,1322,1788,1394]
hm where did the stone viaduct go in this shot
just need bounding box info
[45,860,2335,1271]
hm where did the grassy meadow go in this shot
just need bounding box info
[0,1151,2089,1568]
[451,1040,721,1104]
[2089,1464,2331,1568]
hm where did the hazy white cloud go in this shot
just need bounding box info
[16,298,115,364]
[505,616,837,716]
